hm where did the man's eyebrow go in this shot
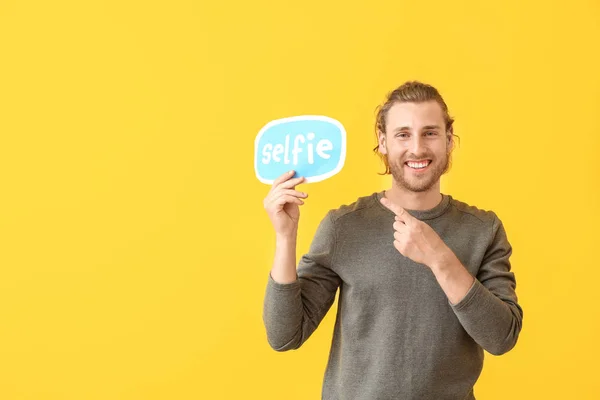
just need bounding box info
[392,125,442,132]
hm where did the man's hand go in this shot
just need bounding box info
[380,196,475,304]
[379,197,451,268]
[263,170,308,238]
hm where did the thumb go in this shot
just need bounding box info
[380,197,412,224]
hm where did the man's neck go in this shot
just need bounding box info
[383,181,443,211]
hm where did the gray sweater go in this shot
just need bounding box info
[263,191,523,400]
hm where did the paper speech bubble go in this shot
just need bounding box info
[254,115,346,184]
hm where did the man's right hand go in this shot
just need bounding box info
[263,170,308,238]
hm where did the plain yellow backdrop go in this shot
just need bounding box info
[0,0,599,399]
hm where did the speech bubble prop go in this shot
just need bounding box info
[254,115,346,184]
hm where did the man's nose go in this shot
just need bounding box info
[408,135,426,156]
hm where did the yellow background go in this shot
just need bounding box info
[1,0,599,398]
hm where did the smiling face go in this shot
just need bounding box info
[378,101,453,193]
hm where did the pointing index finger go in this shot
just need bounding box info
[380,197,411,224]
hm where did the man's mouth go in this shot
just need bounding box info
[405,160,431,171]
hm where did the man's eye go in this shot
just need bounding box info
[426,131,437,136]
[396,133,409,138]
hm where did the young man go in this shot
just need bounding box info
[262,81,523,400]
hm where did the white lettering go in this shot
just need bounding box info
[316,139,332,159]
[307,133,315,164]
[272,144,284,162]
[293,134,305,165]
[284,134,290,164]
[262,143,273,164]
[261,133,334,166]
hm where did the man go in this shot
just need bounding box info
[262,81,523,400]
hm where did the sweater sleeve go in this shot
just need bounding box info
[449,213,524,356]
[262,211,342,352]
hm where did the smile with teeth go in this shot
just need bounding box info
[405,160,431,170]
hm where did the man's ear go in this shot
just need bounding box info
[446,131,454,153]
[378,130,387,155]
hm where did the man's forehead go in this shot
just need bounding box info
[386,101,445,128]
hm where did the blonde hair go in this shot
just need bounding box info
[373,81,459,175]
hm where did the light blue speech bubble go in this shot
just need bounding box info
[254,115,347,184]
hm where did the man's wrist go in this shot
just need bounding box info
[276,233,297,246]
[428,247,459,274]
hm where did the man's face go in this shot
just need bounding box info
[378,101,453,193]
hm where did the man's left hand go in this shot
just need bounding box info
[380,197,451,269]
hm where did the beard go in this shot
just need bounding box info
[388,152,450,193]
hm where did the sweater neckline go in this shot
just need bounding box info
[374,191,452,221]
